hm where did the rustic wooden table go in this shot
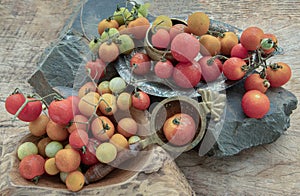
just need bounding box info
[1,0,299,195]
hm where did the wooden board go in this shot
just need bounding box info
[1,0,299,195]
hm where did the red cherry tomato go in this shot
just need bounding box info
[198,56,223,82]
[163,113,196,146]
[69,129,89,151]
[5,93,42,122]
[19,154,45,182]
[48,98,73,125]
[130,52,151,75]
[67,95,80,116]
[154,59,174,79]
[80,137,101,165]
[85,58,106,82]
[5,93,25,115]
[266,62,291,87]
[244,73,269,93]
[230,43,249,59]
[241,90,270,119]
[131,91,150,110]
[223,57,247,81]
[80,147,98,166]
[172,61,201,88]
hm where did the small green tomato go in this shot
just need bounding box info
[45,141,63,158]
[117,34,135,55]
[113,7,131,25]
[260,38,274,50]
[100,28,120,41]
[109,77,127,94]
[17,142,38,160]
[89,38,102,53]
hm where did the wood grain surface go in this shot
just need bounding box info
[0,0,299,195]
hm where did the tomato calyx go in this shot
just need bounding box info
[172,117,182,125]
[31,176,41,185]
[207,55,228,66]
[99,98,112,113]
[81,145,87,154]
[269,63,283,71]
[207,30,225,38]
[133,91,141,98]
[100,118,111,132]
[241,64,250,72]
[106,16,114,22]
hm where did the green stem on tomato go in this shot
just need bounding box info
[12,98,41,122]
[98,98,112,113]
[207,55,228,65]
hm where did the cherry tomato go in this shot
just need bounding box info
[85,58,106,82]
[130,52,151,75]
[244,73,269,93]
[241,90,270,119]
[198,56,223,82]
[154,59,174,79]
[172,61,201,88]
[80,137,101,166]
[131,91,150,110]
[5,93,25,115]
[69,129,89,151]
[223,57,247,81]
[66,95,80,116]
[98,18,119,35]
[19,154,45,183]
[91,116,115,141]
[230,43,249,59]
[5,93,42,122]
[261,33,278,55]
[163,113,196,146]
[169,23,188,41]
[127,17,150,40]
[266,62,291,87]
[80,147,99,166]
[48,98,73,125]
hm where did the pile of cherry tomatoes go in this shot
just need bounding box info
[4,0,293,192]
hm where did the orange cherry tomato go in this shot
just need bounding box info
[163,113,196,146]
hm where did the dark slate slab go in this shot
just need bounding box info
[199,82,298,157]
